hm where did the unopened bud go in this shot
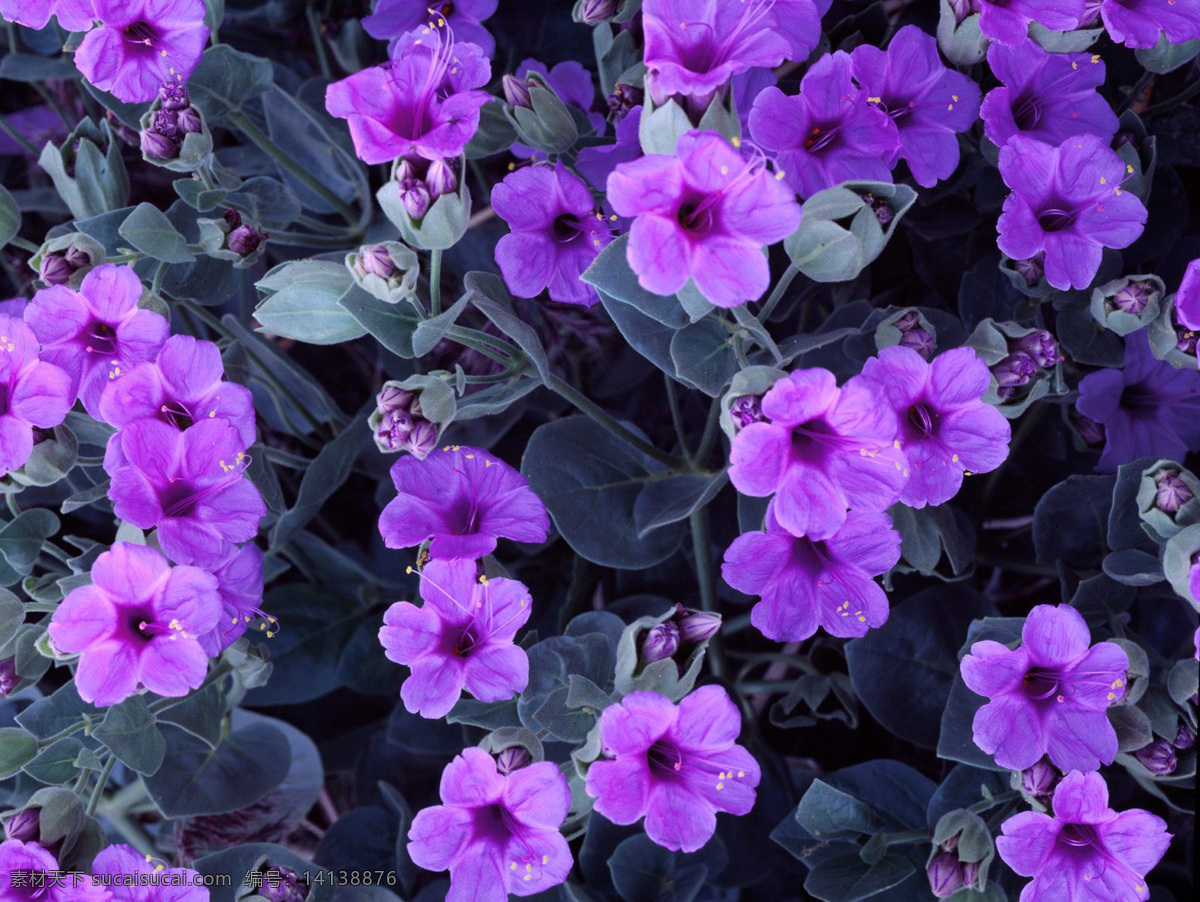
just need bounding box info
[1014,330,1059,368]
[674,606,720,644]
[359,246,397,281]
[376,409,415,451]
[961,861,981,889]
[1075,414,1105,444]
[153,109,181,139]
[1111,280,1155,316]
[580,0,619,25]
[730,394,765,430]
[64,245,90,269]
[858,192,893,226]
[607,83,643,121]
[641,622,680,664]
[394,158,417,183]
[1173,723,1195,750]
[159,81,191,111]
[948,0,982,23]
[1153,469,1193,514]
[3,809,39,842]
[426,159,458,199]
[257,866,305,902]
[927,852,964,898]
[140,127,179,160]
[176,106,203,135]
[228,224,267,257]
[1134,739,1177,775]
[503,74,533,110]
[899,327,935,360]
[38,253,73,286]
[376,384,415,413]
[398,179,432,221]
[1020,760,1058,800]
[992,352,1037,400]
[406,420,439,459]
[1013,252,1045,287]
[495,746,532,775]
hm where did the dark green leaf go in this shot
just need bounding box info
[93,696,166,776]
[117,202,195,263]
[804,851,915,902]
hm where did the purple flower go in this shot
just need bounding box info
[196,544,267,657]
[981,40,1118,149]
[722,503,901,641]
[24,263,169,419]
[408,748,571,902]
[0,840,110,901]
[492,162,613,308]
[585,686,761,853]
[960,604,1129,772]
[98,332,256,468]
[1098,0,1200,49]
[107,418,266,567]
[576,105,642,190]
[0,0,94,30]
[92,844,208,902]
[378,445,549,560]
[850,25,982,187]
[74,0,209,104]
[976,0,1085,46]
[641,0,803,105]
[47,542,221,707]
[1175,257,1200,331]
[728,367,908,540]
[997,134,1147,290]
[997,771,1170,902]
[380,559,531,718]
[606,130,802,307]
[363,0,498,57]
[0,314,72,478]
[1075,330,1200,472]
[512,59,604,158]
[749,51,898,199]
[325,28,491,164]
[854,346,1011,508]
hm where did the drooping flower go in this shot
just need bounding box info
[106,418,267,567]
[362,0,499,57]
[853,345,1012,508]
[1075,330,1200,472]
[325,26,491,164]
[408,748,572,902]
[722,502,901,641]
[73,0,210,103]
[849,25,981,187]
[0,314,72,478]
[98,332,256,468]
[749,51,898,199]
[0,840,110,901]
[379,558,531,718]
[585,686,761,853]
[492,162,613,307]
[996,134,1147,291]
[1175,257,1200,331]
[606,130,802,307]
[512,58,605,157]
[0,0,94,30]
[576,105,642,190]
[91,844,208,902]
[196,543,268,657]
[47,542,222,707]
[960,604,1129,772]
[980,40,1118,149]
[378,444,549,560]
[24,263,169,418]
[997,771,1171,902]
[728,367,908,540]
[976,0,1085,46]
[1097,0,1200,49]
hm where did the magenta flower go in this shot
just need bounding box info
[749,51,898,199]
[363,0,498,56]
[24,263,169,419]
[980,40,1118,149]
[1097,0,1200,49]
[48,542,221,707]
[196,543,267,657]
[849,25,981,188]
[325,28,491,164]
[722,503,901,642]
[106,418,266,567]
[1075,330,1200,472]
[997,771,1171,902]
[74,0,210,103]
[512,59,604,158]
[585,686,761,853]
[378,445,550,560]
[0,313,72,478]
[98,332,256,467]
[976,0,1084,46]
[380,558,531,719]
[1175,257,1200,331]
[997,134,1147,290]
[961,604,1129,772]
[854,346,1011,508]
[0,840,110,901]
[728,367,908,540]
[92,844,208,902]
[492,162,613,307]
[408,748,572,902]
[0,0,94,30]
[606,130,802,307]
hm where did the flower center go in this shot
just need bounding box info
[1036,208,1077,232]
[454,624,480,657]
[439,1,455,15]
[84,322,118,355]
[1013,93,1042,131]
[677,200,714,235]
[124,21,159,46]
[1022,667,1063,703]
[1120,382,1159,414]
[552,213,584,243]
[160,400,196,431]
[907,403,936,438]
[648,740,684,779]
[804,124,840,153]
[1058,823,1099,850]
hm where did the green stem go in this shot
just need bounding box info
[547,375,683,469]
[8,236,40,255]
[664,375,692,461]
[690,505,725,680]
[150,261,168,297]
[1143,77,1200,116]
[883,827,930,845]
[87,757,117,817]
[307,6,333,80]
[229,111,359,223]
[23,602,59,614]
[693,397,723,464]
[5,494,20,518]
[758,263,798,323]
[429,248,443,316]
[265,230,366,249]
[1116,71,1154,116]
[969,790,1017,815]
[38,720,88,748]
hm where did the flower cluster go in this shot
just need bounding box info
[0,839,207,901]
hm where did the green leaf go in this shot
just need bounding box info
[255,260,366,345]
[0,509,61,578]
[633,472,728,537]
[155,684,224,747]
[0,54,78,82]
[0,588,23,648]
[1033,475,1115,567]
[15,682,98,741]
[116,202,195,263]
[188,45,274,124]
[262,86,364,215]
[804,851,915,902]
[93,696,166,776]
[22,737,85,785]
[609,834,708,902]
[270,416,367,548]
[337,285,419,358]
[1136,33,1200,74]
[582,235,689,328]
[796,780,884,837]
[194,843,334,902]
[466,272,552,384]
[0,727,38,779]
[0,184,19,249]
[669,319,738,396]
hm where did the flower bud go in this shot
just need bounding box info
[1075,414,1105,445]
[1013,252,1045,287]
[64,245,90,269]
[140,127,179,160]
[176,105,203,135]
[258,866,305,902]
[947,0,982,23]
[579,0,619,24]
[992,352,1037,400]
[394,158,417,183]
[1020,760,1059,801]
[153,108,181,139]
[858,192,893,226]
[0,658,17,697]
[359,246,397,281]
[376,409,415,451]
[426,158,458,199]
[1014,330,1059,368]
[376,385,414,416]
[159,81,191,111]
[1111,280,1155,316]
[641,622,680,664]
[3,809,39,842]
[961,860,981,889]
[1173,723,1195,750]
[1153,469,1193,514]
[495,746,532,775]
[675,606,721,644]
[729,394,765,430]
[927,851,964,898]
[228,224,267,257]
[398,178,432,221]
[38,253,74,286]
[406,420,439,459]
[1134,739,1177,775]
[899,327,935,360]
[223,207,243,230]
[503,74,533,110]
[607,83,643,121]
